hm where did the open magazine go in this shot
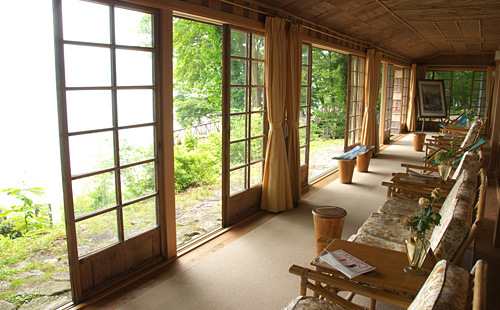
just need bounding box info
[312,249,375,279]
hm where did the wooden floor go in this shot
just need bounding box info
[76,133,500,310]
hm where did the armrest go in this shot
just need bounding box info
[288,265,412,309]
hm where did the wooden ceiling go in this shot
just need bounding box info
[252,0,500,62]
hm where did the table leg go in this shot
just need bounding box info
[370,298,377,310]
[338,159,356,183]
[357,151,372,172]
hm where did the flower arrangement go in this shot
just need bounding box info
[463,109,476,122]
[403,188,442,238]
[434,145,457,165]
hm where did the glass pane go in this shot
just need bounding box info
[250,137,263,162]
[231,30,247,57]
[250,113,263,137]
[230,168,245,194]
[64,44,111,87]
[123,197,157,239]
[251,88,264,111]
[231,87,246,113]
[66,90,112,132]
[116,49,153,86]
[300,147,306,165]
[301,87,308,106]
[250,162,263,187]
[300,107,308,126]
[231,59,247,85]
[117,89,154,126]
[62,0,110,44]
[299,127,307,146]
[121,162,155,203]
[230,141,246,167]
[250,62,264,85]
[73,171,116,217]
[251,35,265,60]
[230,115,246,141]
[302,66,309,85]
[76,211,118,256]
[119,126,154,165]
[115,8,152,47]
[70,131,114,175]
[302,45,309,65]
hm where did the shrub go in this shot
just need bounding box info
[0,188,52,236]
[174,132,221,192]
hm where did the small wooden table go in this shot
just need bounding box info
[333,145,374,184]
[312,239,435,309]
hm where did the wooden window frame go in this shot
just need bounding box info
[346,55,365,149]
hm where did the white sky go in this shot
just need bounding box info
[0,0,63,213]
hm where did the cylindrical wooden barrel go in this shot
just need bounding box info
[357,151,371,172]
[312,206,347,254]
[413,133,426,151]
[338,159,356,183]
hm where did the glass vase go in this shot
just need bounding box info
[438,162,452,183]
[404,230,430,275]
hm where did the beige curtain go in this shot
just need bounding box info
[286,24,303,205]
[361,49,382,153]
[406,64,418,131]
[261,17,293,213]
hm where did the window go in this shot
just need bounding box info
[229,29,265,194]
[54,0,161,300]
[59,0,159,255]
[470,71,488,118]
[383,64,394,140]
[300,44,312,167]
[401,68,410,127]
[347,55,365,147]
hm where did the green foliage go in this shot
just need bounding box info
[434,147,457,164]
[310,48,348,139]
[403,188,442,238]
[174,132,222,192]
[463,108,476,121]
[0,187,51,236]
[173,18,223,127]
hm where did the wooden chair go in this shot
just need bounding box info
[439,111,467,129]
[423,138,485,169]
[287,259,488,310]
[424,119,483,161]
[380,151,483,205]
[332,168,486,267]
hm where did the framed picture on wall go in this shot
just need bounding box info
[417,80,447,118]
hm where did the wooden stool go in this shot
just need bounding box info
[357,151,372,172]
[338,159,356,183]
[312,206,347,254]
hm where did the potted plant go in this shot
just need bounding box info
[434,145,457,182]
[402,188,442,275]
[463,109,476,128]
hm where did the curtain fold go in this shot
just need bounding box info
[286,23,302,205]
[361,49,382,154]
[406,64,418,131]
[261,17,293,213]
